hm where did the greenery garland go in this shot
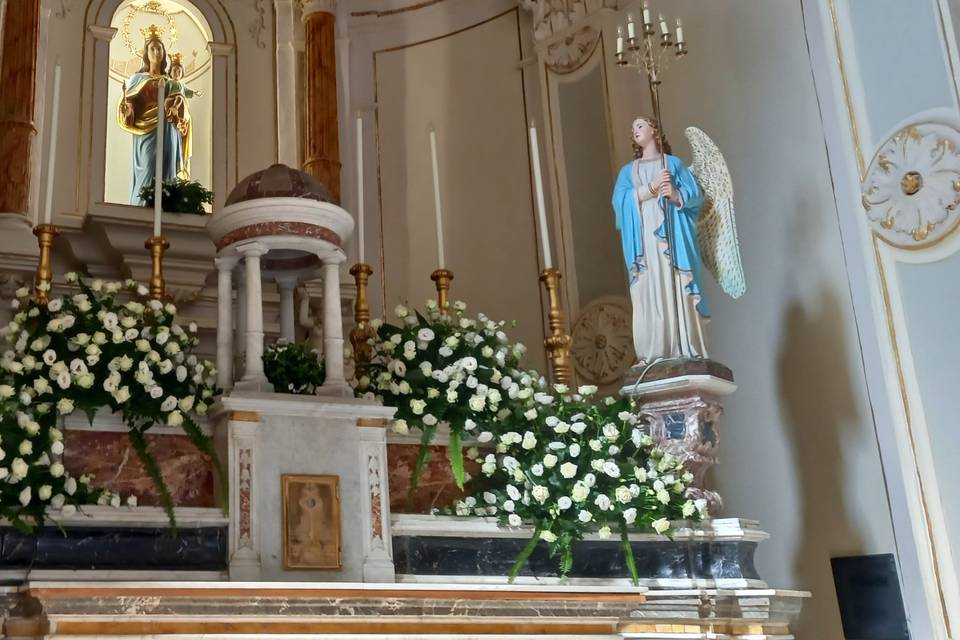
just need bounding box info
[0,275,223,531]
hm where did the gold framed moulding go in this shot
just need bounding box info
[281,474,342,571]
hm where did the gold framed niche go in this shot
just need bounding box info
[281,474,342,571]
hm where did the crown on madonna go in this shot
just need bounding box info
[169,52,184,66]
[140,24,164,43]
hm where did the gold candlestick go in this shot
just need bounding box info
[539,267,572,386]
[145,236,170,300]
[349,263,376,374]
[430,268,453,312]
[33,224,60,305]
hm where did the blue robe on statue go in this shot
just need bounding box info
[611,155,709,362]
[118,72,183,206]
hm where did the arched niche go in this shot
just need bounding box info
[79,0,236,214]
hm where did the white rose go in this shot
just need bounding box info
[409,399,426,415]
[571,421,587,435]
[50,493,65,509]
[682,500,696,518]
[603,461,621,478]
[42,349,57,365]
[615,486,633,504]
[652,518,671,535]
[657,490,671,505]
[539,529,558,543]
[531,463,544,477]
[569,443,581,457]
[598,525,612,539]
[167,410,184,427]
[394,304,409,318]
[508,514,522,527]
[623,507,638,525]
[571,482,590,502]
[64,476,77,495]
[594,494,612,511]
[560,462,578,479]
[0,384,13,399]
[506,484,521,501]
[468,395,485,412]
[392,419,409,435]
[51,440,64,455]
[422,413,438,426]
[477,431,493,443]
[603,423,619,439]
[127,495,139,507]
[38,484,53,501]
[56,398,75,415]
[160,396,178,412]
[18,440,33,456]
[19,486,31,506]
[521,432,537,450]
[11,457,28,479]
[483,492,497,505]
[578,510,593,523]
[543,454,558,468]
[557,496,573,510]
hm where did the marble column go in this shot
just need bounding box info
[276,274,297,342]
[0,0,40,218]
[320,256,349,395]
[274,0,300,167]
[237,243,268,390]
[301,0,340,202]
[234,271,247,375]
[215,256,239,390]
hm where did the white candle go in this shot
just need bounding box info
[356,113,365,264]
[41,62,62,226]
[528,122,552,270]
[659,14,669,35]
[616,26,624,55]
[626,14,635,39]
[429,127,445,269]
[153,78,165,237]
[676,18,684,43]
[642,4,652,26]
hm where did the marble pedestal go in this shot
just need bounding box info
[621,359,736,514]
[215,391,396,583]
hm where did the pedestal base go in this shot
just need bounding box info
[621,359,736,515]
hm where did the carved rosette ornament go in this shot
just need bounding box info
[862,122,960,246]
[570,297,634,385]
[520,0,617,42]
[544,26,600,73]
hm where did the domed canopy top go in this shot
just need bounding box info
[225,164,335,206]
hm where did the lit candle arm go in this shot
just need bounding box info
[528,122,553,270]
[153,79,165,237]
[659,14,669,35]
[676,18,684,43]
[626,14,635,40]
[356,113,365,264]
[616,26,624,55]
[429,127,445,269]
[642,5,652,27]
[41,62,62,226]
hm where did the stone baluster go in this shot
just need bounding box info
[301,0,340,202]
[215,256,239,390]
[276,274,298,342]
[237,242,269,390]
[320,255,349,395]
[0,0,40,220]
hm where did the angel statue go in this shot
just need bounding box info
[611,116,744,366]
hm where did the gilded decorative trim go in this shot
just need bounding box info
[229,410,260,422]
[827,0,865,180]
[357,417,388,427]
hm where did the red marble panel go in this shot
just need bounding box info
[387,443,480,514]
[63,431,216,508]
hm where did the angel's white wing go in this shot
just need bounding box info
[686,126,746,299]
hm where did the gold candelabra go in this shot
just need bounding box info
[615,3,688,128]
[145,236,169,300]
[430,268,454,312]
[33,224,60,305]
[539,267,572,386]
[349,263,376,374]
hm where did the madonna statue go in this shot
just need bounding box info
[612,116,707,364]
[117,26,183,206]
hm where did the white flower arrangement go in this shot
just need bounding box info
[459,384,706,583]
[355,302,532,501]
[0,275,222,531]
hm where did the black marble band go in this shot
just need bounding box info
[0,526,227,572]
[393,535,761,581]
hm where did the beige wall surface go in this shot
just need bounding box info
[367,5,547,371]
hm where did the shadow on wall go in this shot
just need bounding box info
[775,197,867,636]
